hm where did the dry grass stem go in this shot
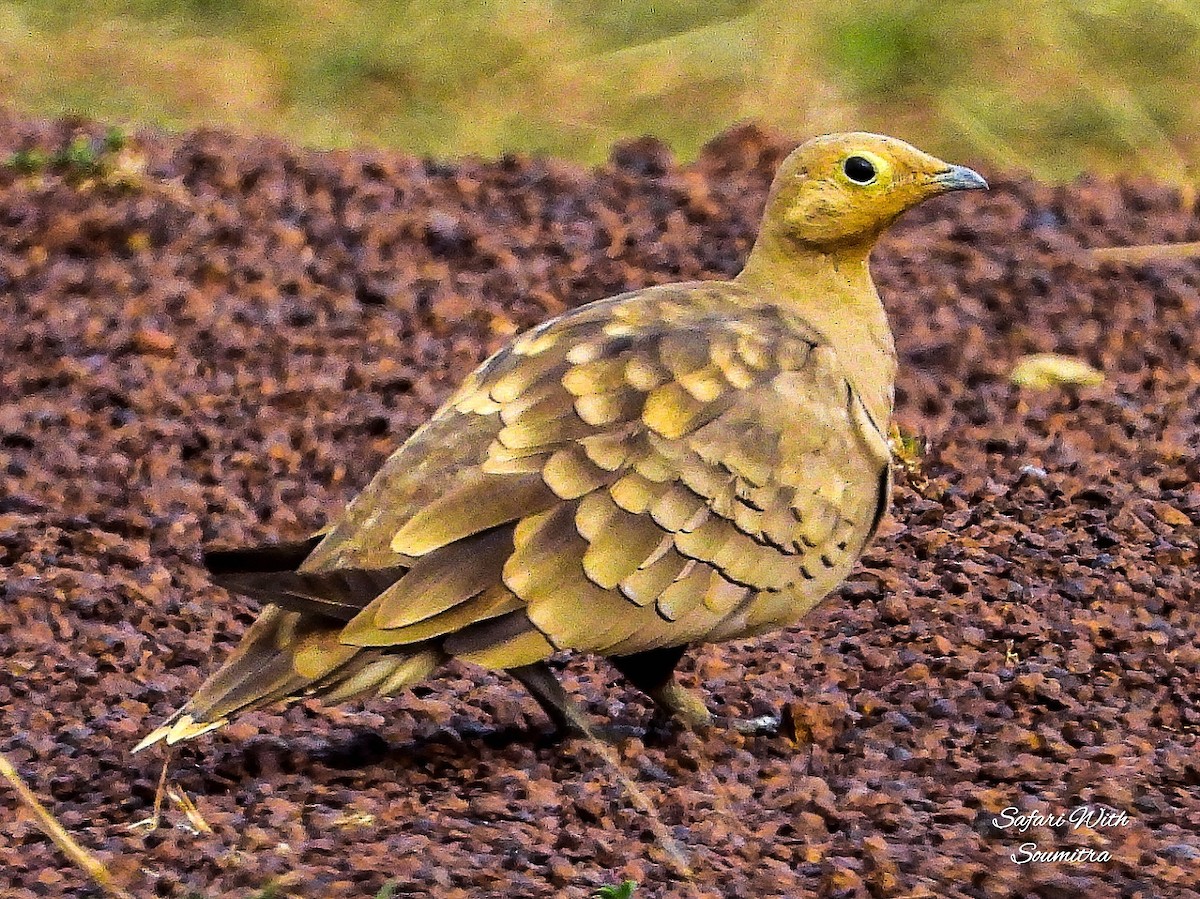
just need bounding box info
[167,784,214,834]
[1089,241,1200,263]
[0,751,134,899]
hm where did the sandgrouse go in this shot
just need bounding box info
[136,132,986,750]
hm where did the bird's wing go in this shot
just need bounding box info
[310,282,890,664]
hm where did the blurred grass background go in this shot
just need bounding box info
[0,0,1196,181]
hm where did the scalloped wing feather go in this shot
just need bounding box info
[292,283,887,662]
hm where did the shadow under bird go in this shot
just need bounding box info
[136,132,987,752]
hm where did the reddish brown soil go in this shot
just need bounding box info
[1,110,1198,898]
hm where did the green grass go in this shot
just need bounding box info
[5,126,126,176]
[0,0,1197,180]
[593,880,638,899]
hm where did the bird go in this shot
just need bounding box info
[135,132,987,752]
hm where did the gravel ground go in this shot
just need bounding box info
[0,110,1198,899]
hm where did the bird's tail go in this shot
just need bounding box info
[134,605,443,751]
[135,534,443,752]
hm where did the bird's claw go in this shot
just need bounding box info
[730,714,782,736]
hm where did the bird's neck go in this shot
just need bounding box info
[736,234,896,428]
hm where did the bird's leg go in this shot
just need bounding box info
[610,645,713,730]
[508,662,595,738]
[612,649,779,735]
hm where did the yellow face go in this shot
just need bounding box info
[764,132,987,250]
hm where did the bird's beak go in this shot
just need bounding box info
[932,164,989,193]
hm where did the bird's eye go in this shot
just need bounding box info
[843,155,877,184]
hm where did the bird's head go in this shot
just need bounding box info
[758,132,987,252]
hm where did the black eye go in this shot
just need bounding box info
[843,155,876,184]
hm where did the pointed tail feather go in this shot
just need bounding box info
[135,532,430,752]
[134,605,443,752]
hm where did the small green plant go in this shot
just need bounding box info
[6,147,50,175]
[593,880,638,899]
[59,133,103,176]
[888,424,928,486]
[375,882,399,899]
[102,125,127,153]
[4,126,139,186]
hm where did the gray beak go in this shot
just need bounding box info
[934,164,989,192]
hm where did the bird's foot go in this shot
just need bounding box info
[649,680,714,731]
[728,713,782,736]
